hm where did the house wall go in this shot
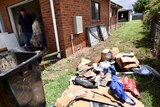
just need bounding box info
[0,0,110,57]
[0,0,57,53]
[111,7,118,31]
[54,0,110,57]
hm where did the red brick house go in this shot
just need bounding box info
[0,0,110,57]
[110,1,122,31]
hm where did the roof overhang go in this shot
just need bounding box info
[118,9,133,12]
[111,1,123,9]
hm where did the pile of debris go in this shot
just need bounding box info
[55,47,160,107]
[0,53,17,73]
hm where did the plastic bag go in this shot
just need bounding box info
[109,75,136,105]
[121,77,140,99]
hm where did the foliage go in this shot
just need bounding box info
[143,0,160,29]
[133,0,150,13]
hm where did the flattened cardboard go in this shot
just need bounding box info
[77,58,92,71]
[72,100,91,107]
[55,85,87,107]
[100,72,112,87]
[55,85,144,107]
[125,92,144,107]
[111,47,120,59]
[82,70,96,78]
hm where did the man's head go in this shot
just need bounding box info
[20,8,26,16]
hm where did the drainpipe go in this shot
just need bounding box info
[50,0,61,58]
[109,0,111,33]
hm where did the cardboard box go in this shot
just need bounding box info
[116,53,140,70]
[101,47,120,61]
[101,48,111,61]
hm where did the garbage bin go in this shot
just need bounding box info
[0,51,46,107]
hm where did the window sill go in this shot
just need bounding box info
[92,20,100,23]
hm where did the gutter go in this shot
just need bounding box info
[50,0,61,58]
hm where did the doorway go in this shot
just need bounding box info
[8,0,46,46]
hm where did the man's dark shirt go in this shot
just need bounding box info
[18,14,34,32]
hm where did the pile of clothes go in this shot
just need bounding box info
[55,47,159,107]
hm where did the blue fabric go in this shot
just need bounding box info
[103,65,117,75]
[110,75,136,105]
[23,32,32,46]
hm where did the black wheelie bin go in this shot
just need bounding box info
[0,50,46,107]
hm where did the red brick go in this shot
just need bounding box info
[0,0,110,57]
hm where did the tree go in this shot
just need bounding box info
[143,0,160,29]
[133,0,150,13]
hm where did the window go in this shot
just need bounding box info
[91,1,100,20]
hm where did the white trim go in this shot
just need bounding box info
[50,0,61,58]
[109,0,111,33]
[0,13,5,32]
[7,0,33,37]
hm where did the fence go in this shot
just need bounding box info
[110,19,126,32]
[152,13,160,58]
[153,22,160,58]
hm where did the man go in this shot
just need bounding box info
[18,8,34,46]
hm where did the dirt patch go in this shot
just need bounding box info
[43,37,114,80]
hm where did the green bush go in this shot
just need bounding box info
[143,0,160,29]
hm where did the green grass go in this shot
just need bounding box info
[43,68,75,106]
[43,20,160,107]
[111,20,160,107]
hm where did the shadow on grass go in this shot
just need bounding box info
[129,25,160,107]
[130,74,160,107]
[133,30,153,49]
[130,57,160,107]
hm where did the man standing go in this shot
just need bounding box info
[18,8,34,46]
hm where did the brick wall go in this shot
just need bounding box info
[0,0,110,57]
[0,0,57,53]
[55,0,110,57]
[0,0,20,32]
[111,7,118,25]
[110,7,118,31]
[39,0,57,52]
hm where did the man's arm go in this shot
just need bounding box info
[18,16,22,35]
[18,24,22,35]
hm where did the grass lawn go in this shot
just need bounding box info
[42,20,160,107]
